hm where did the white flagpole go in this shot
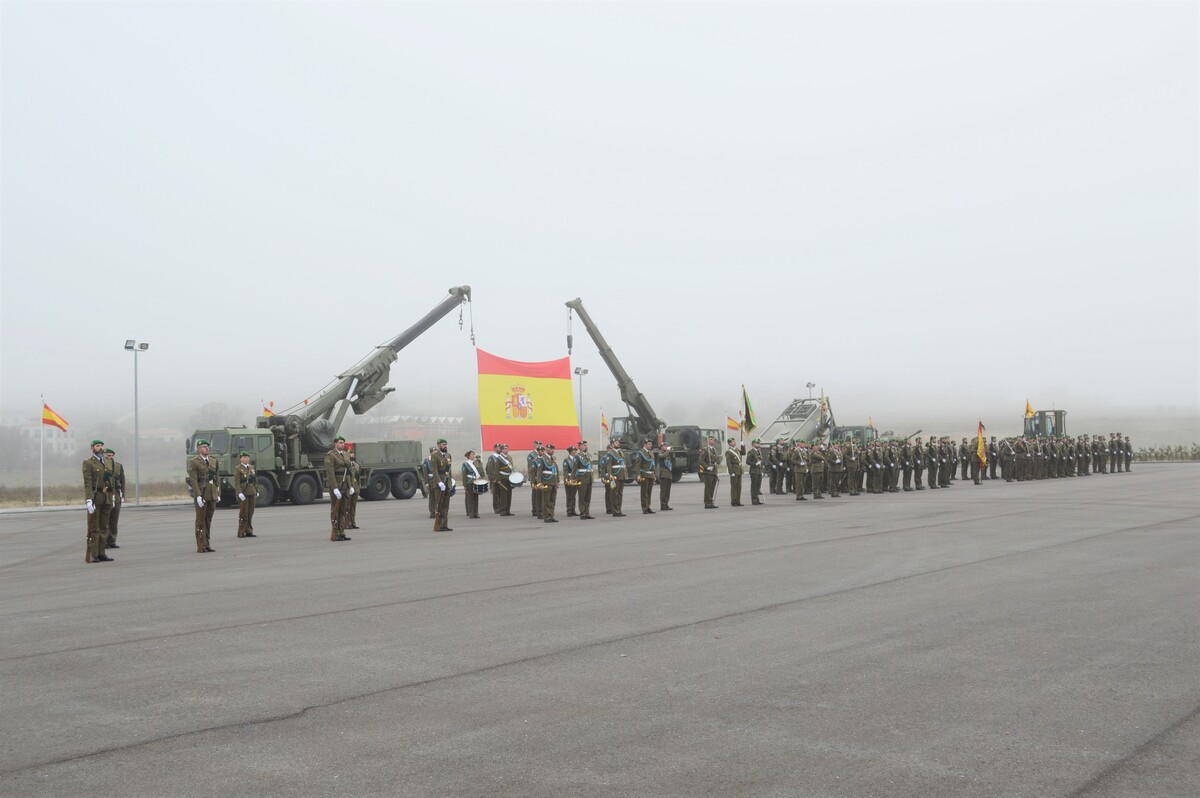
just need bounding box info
[39,395,45,507]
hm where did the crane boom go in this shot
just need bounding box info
[565,297,663,436]
[267,285,471,455]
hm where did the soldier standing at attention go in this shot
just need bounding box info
[746,439,765,505]
[104,448,125,549]
[767,442,781,495]
[827,443,843,497]
[346,449,362,529]
[636,439,657,514]
[420,447,436,518]
[563,445,579,517]
[324,436,353,541]
[533,443,560,522]
[790,442,808,501]
[911,437,925,490]
[486,443,503,514]
[461,449,484,519]
[845,438,862,496]
[602,439,627,517]
[598,442,615,515]
[899,440,913,492]
[698,435,721,509]
[528,442,545,518]
[987,436,999,480]
[725,438,744,507]
[655,443,675,511]
[83,439,114,563]
[1123,435,1133,471]
[496,443,516,516]
[809,443,826,499]
[573,441,596,519]
[783,440,796,495]
[188,439,219,552]
[234,451,257,538]
[431,438,453,532]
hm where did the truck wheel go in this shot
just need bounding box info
[365,472,391,501]
[671,469,683,483]
[289,474,319,505]
[392,472,418,500]
[255,475,276,506]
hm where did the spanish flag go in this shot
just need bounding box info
[42,403,68,432]
[727,416,740,434]
[600,413,609,435]
[262,401,275,418]
[1025,400,1035,419]
[977,420,988,467]
[477,349,580,450]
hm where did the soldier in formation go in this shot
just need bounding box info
[655,443,675,511]
[431,438,453,532]
[104,448,125,548]
[324,435,353,541]
[698,435,720,509]
[83,439,114,563]
[563,445,579,517]
[725,438,744,507]
[568,441,596,519]
[346,450,361,529]
[746,439,765,505]
[461,448,484,519]
[636,439,657,513]
[234,450,257,538]
[189,438,220,552]
[533,443,560,522]
[602,439,627,516]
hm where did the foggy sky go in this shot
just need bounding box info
[3,1,1197,443]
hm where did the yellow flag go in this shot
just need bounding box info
[1025,400,1035,419]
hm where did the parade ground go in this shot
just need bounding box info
[2,464,1197,797]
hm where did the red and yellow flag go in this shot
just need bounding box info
[600,413,609,435]
[726,416,740,433]
[1025,400,1035,419]
[42,403,68,432]
[477,349,580,450]
[262,401,275,417]
[977,420,988,467]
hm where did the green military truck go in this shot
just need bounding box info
[185,427,422,506]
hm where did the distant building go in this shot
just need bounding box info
[0,414,78,456]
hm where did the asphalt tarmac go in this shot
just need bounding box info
[2,464,1197,797]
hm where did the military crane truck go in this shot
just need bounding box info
[566,298,721,480]
[187,285,471,506]
[757,394,879,446]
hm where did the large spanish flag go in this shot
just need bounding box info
[477,349,580,450]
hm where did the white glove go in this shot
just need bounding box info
[349,486,356,495]
[86,499,95,514]
[119,492,124,502]
[197,496,204,508]
[437,481,446,491]
[333,488,342,500]
[238,493,246,502]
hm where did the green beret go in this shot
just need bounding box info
[91,439,104,446]
[238,451,250,457]
[196,439,210,447]
[104,448,115,454]
[334,436,346,442]
[436,438,448,444]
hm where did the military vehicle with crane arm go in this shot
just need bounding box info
[187,285,472,506]
[565,298,723,481]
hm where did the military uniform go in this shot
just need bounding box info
[188,444,221,552]
[655,446,674,510]
[495,445,516,516]
[104,450,126,547]
[324,442,353,541]
[563,447,579,516]
[82,442,113,562]
[462,452,484,519]
[636,443,657,513]
[431,442,453,531]
[827,444,843,497]
[234,454,257,537]
[767,444,782,495]
[698,440,720,508]
[345,453,362,528]
[535,445,560,522]
[419,451,435,518]
[746,441,764,504]
[790,444,808,501]
[725,441,744,507]
[809,445,826,498]
[528,446,545,517]
[486,445,503,513]
[602,442,626,516]
[573,443,596,518]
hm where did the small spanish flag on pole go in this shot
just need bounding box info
[262,401,275,418]
[42,402,68,431]
[726,415,740,434]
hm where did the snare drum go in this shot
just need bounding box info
[507,472,526,487]
[471,478,490,494]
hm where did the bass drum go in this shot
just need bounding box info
[507,472,526,487]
